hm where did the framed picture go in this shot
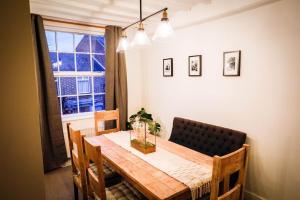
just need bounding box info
[188,55,202,76]
[163,58,173,77]
[223,51,241,76]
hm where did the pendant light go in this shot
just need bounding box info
[116,0,174,53]
[131,0,151,47]
[131,22,151,47]
[116,31,129,52]
[152,10,174,41]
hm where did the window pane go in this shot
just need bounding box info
[62,97,78,115]
[91,36,105,53]
[57,32,74,52]
[92,54,105,72]
[54,77,60,96]
[77,77,92,95]
[79,95,93,113]
[75,34,90,53]
[94,76,105,93]
[58,53,75,71]
[76,54,91,71]
[61,77,77,95]
[46,31,56,51]
[49,52,58,71]
[94,94,105,111]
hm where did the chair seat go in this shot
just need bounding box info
[94,181,146,200]
[90,162,122,187]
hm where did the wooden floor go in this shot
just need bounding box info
[44,166,83,200]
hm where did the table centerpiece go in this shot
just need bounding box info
[128,108,161,154]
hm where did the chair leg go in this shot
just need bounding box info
[73,183,79,200]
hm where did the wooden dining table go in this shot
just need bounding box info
[84,132,213,200]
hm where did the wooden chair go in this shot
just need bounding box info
[94,109,120,135]
[210,144,250,200]
[84,139,146,200]
[67,123,88,200]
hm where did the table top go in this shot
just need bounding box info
[85,132,213,200]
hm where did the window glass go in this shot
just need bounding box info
[91,36,105,53]
[78,77,92,95]
[60,77,77,95]
[62,97,78,114]
[76,54,91,71]
[54,77,60,96]
[79,95,93,113]
[92,54,105,72]
[49,52,58,71]
[75,34,90,53]
[57,32,74,52]
[46,31,106,116]
[58,53,75,71]
[94,76,105,93]
[46,31,56,51]
[94,94,105,111]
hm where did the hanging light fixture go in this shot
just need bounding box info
[131,22,151,47]
[152,10,174,41]
[116,31,129,52]
[116,0,173,52]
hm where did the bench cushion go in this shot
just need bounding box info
[169,117,246,156]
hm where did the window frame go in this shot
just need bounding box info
[45,23,105,121]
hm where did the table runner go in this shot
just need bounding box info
[104,131,212,200]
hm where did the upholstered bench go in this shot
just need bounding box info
[169,117,247,199]
[169,117,247,157]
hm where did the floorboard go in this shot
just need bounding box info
[44,166,83,200]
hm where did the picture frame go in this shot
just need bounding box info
[163,58,173,77]
[223,51,241,76]
[188,55,202,76]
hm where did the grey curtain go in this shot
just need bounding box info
[105,26,128,130]
[31,15,67,172]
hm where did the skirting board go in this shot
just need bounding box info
[245,190,267,200]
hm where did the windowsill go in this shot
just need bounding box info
[61,112,94,122]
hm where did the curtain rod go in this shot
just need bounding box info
[43,17,106,29]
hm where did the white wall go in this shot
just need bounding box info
[126,48,143,116]
[139,0,300,199]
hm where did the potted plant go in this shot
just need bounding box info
[128,108,161,154]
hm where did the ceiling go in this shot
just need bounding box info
[30,0,209,27]
[30,0,278,30]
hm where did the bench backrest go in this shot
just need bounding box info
[169,117,246,156]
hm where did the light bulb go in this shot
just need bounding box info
[152,20,174,40]
[131,22,151,47]
[153,10,174,41]
[116,31,129,52]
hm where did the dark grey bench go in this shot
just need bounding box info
[169,117,247,157]
[169,117,247,199]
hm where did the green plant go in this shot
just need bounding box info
[148,121,161,136]
[128,108,161,136]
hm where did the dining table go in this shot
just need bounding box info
[84,130,213,200]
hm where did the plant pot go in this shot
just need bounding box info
[130,139,156,154]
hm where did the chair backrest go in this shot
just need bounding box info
[169,117,247,156]
[66,123,87,194]
[218,185,241,200]
[84,139,106,199]
[94,109,120,135]
[210,144,250,200]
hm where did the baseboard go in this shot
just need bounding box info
[245,190,266,200]
[61,159,71,168]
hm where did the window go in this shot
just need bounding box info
[45,30,105,117]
